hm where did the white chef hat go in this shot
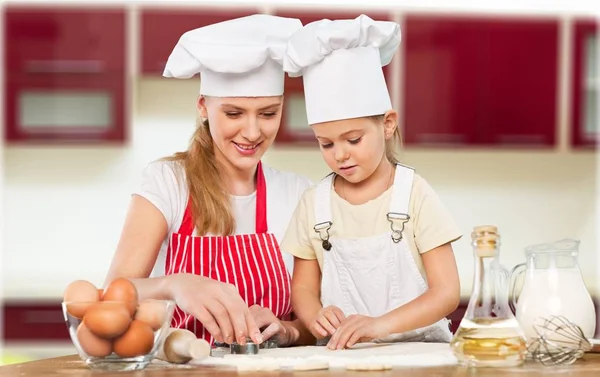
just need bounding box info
[163,14,302,97]
[283,14,401,125]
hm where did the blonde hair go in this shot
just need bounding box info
[369,114,403,164]
[163,118,235,236]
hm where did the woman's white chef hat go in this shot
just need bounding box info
[163,14,302,97]
[283,14,401,125]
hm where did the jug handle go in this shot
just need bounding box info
[508,263,526,314]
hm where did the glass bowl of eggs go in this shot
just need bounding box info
[62,278,176,371]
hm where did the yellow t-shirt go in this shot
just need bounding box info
[281,173,463,279]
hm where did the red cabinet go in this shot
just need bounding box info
[140,8,260,75]
[403,15,559,147]
[273,9,394,144]
[571,18,598,149]
[3,7,127,143]
[3,300,70,342]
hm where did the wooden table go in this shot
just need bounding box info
[1,353,599,376]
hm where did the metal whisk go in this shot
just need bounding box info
[526,315,593,366]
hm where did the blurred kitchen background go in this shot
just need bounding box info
[0,0,598,365]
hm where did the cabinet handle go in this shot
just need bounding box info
[25,60,104,74]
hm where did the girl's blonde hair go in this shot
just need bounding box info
[370,114,403,164]
[163,118,235,236]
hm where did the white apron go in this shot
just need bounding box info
[313,164,452,344]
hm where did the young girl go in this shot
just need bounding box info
[281,15,462,350]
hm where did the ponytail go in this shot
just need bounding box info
[164,118,235,236]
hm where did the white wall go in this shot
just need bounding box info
[1,2,599,301]
[3,78,598,299]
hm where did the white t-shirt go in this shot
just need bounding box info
[133,160,314,278]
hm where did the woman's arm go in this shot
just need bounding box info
[286,318,316,346]
[249,307,316,346]
[278,318,316,346]
[104,195,262,345]
[104,195,171,299]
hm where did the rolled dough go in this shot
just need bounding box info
[190,342,457,371]
[346,362,392,371]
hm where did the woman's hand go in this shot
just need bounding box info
[326,314,389,350]
[248,305,296,346]
[165,273,262,345]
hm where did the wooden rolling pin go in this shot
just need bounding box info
[156,328,211,364]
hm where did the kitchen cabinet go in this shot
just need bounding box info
[140,8,260,76]
[3,7,127,143]
[2,300,69,342]
[571,18,598,149]
[273,9,393,144]
[403,15,559,147]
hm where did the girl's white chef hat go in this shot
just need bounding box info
[283,14,401,125]
[163,14,302,97]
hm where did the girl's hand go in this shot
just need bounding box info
[326,314,389,350]
[309,306,346,339]
[166,273,262,345]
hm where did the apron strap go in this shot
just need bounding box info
[313,173,335,250]
[255,161,268,234]
[389,163,415,215]
[177,161,269,235]
[387,163,415,243]
[311,164,416,246]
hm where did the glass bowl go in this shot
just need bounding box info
[62,299,175,371]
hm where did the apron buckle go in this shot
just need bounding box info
[313,221,333,251]
[387,212,410,243]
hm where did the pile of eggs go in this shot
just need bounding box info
[63,278,167,358]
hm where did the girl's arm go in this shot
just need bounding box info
[291,257,327,337]
[327,242,460,349]
[379,242,460,333]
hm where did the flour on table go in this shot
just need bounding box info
[190,342,457,371]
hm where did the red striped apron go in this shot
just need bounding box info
[164,162,292,344]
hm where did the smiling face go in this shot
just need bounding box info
[312,111,398,184]
[198,95,283,173]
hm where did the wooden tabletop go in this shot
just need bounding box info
[1,353,599,376]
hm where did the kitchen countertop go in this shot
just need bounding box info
[1,353,599,376]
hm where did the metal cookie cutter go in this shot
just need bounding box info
[260,339,278,349]
[229,338,278,355]
[230,340,259,355]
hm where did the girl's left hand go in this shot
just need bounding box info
[248,305,295,346]
[326,315,388,350]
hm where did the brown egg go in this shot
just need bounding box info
[134,300,167,331]
[103,278,138,316]
[63,280,101,319]
[84,302,132,339]
[113,320,155,358]
[76,321,113,357]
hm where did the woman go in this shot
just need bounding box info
[104,14,314,348]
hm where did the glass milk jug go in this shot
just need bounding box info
[509,239,597,342]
